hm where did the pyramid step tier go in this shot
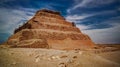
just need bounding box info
[35,10,64,20]
[15,29,91,41]
[33,16,73,27]
[14,21,80,33]
[8,29,94,49]
[16,39,49,48]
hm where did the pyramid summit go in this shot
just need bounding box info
[7,9,95,50]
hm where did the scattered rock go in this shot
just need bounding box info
[74,49,80,53]
[73,56,77,59]
[47,57,52,61]
[35,57,40,62]
[51,56,56,59]
[58,63,67,67]
[51,56,60,60]
[60,55,68,58]
[55,56,61,60]
[35,55,39,58]
[66,59,74,63]
[9,52,14,55]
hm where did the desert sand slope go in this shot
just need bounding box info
[97,51,120,64]
[0,48,120,67]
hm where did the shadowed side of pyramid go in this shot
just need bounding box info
[6,9,95,50]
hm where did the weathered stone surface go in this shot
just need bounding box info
[6,9,95,49]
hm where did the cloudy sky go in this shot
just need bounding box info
[0,0,120,44]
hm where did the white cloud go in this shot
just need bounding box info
[82,25,120,44]
[72,0,91,9]
[66,9,116,23]
[66,14,90,22]
[67,0,115,13]
[83,0,114,7]
[65,11,120,43]
[76,24,91,30]
[78,16,120,44]
[0,8,34,34]
[66,5,120,44]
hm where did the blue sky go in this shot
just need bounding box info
[0,0,120,44]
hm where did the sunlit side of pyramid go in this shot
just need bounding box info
[7,9,95,50]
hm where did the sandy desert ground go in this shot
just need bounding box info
[0,45,120,67]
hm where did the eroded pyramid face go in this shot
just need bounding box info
[7,9,94,50]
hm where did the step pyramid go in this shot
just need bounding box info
[7,9,95,50]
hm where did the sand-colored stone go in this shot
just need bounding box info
[6,9,94,49]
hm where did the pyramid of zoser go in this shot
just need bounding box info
[7,9,95,50]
